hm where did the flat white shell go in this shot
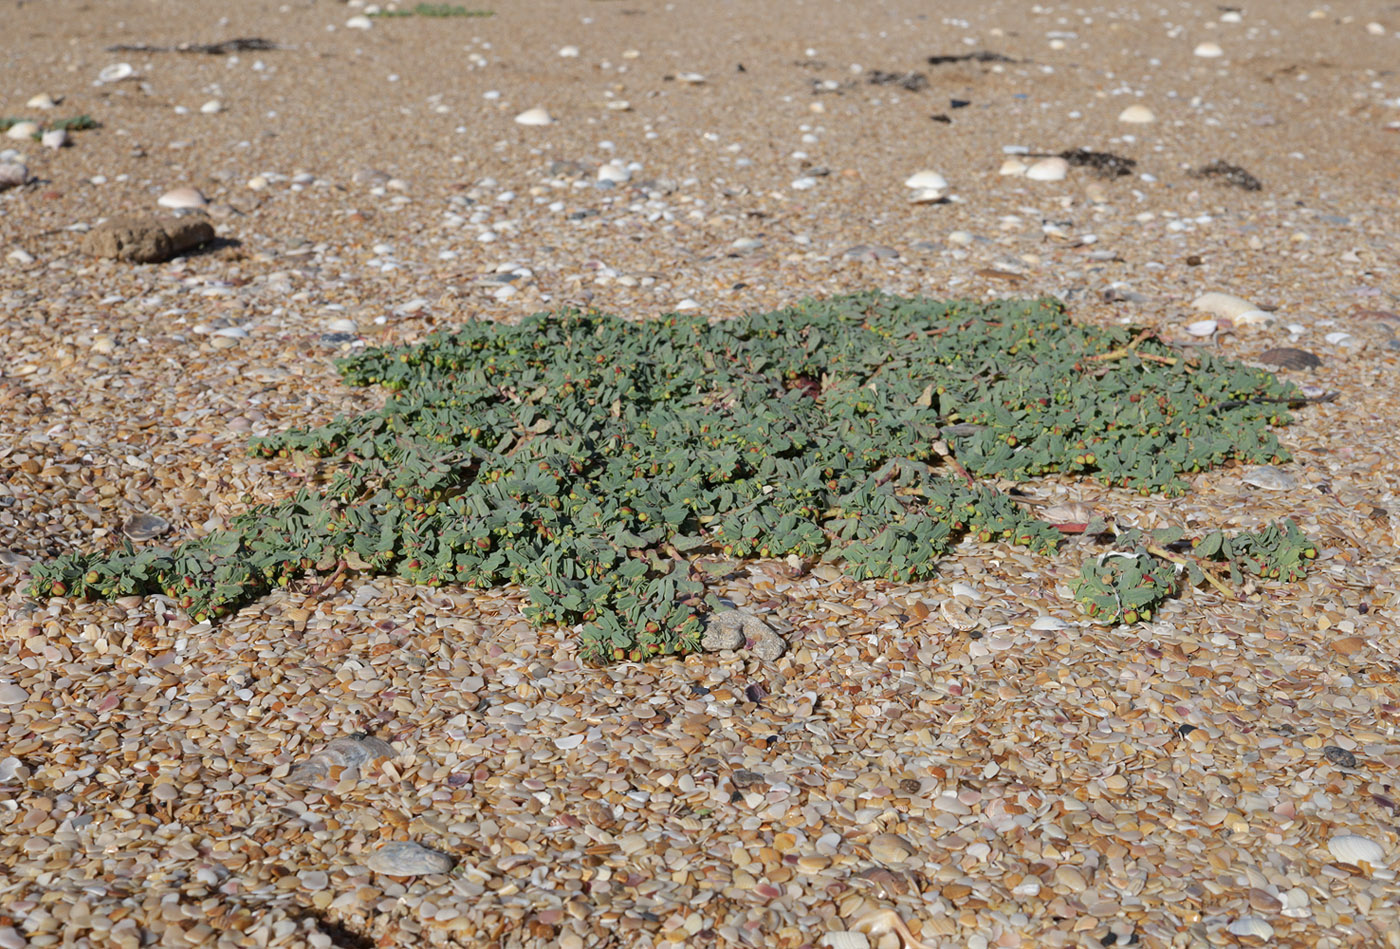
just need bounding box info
[821,934,871,949]
[907,188,946,204]
[514,107,554,126]
[1186,319,1218,337]
[1192,292,1262,320]
[1030,616,1069,631]
[999,158,1027,176]
[1329,834,1385,866]
[6,121,39,141]
[98,63,134,83]
[904,170,948,190]
[1026,157,1069,181]
[1194,42,1225,58]
[1117,104,1155,124]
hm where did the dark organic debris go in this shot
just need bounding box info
[1059,148,1137,178]
[868,70,929,92]
[1192,159,1262,191]
[930,114,952,124]
[950,98,971,109]
[1323,745,1358,769]
[927,51,1017,66]
[106,37,279,55]
[1257,347,1322,371]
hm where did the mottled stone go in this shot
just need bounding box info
[81,213,215,263]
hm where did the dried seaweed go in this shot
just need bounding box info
[867,70,929,92]
[927,51,1017,66]
[1191,160,1262,191]
[1058,148,1137,178]
[106,37,280,54]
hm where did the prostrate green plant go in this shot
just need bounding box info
[0,115,99,135]
[1070,521,1317,625]
[30,293,1318,659]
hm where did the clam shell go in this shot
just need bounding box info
[158,187,208,209]
[98,63,134,83]
[122,513,171,541]
[998,158,1027,176]
[1026,157,1069,181]
[1117,104,1155,124]
[514,107,554,126]
[1194,41,1224,58]
[904,170,947,191]
[6,121,39,141]
[1186,319,1218,337]
[26,93,57,110]
[1328,834,1385,866]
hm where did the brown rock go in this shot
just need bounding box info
[82,213,215,263]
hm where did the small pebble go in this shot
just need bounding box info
[597,162,630,184]
[200,100,223,115]
[26,93,57,110]
[365,841,454,876]
[1194,41,1225,58]
[345,15,373,29]
[41,129,68,150]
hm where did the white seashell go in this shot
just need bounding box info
[158,186,207,209]
[1241,465,1297,491]
[904,170,948,190]
[1329,834,1385,867]
[821,934,871,949]
[1030,616,1069,631]
[675,298,701,311]
[791,176,817,190]
[345,15,373,29]
[200,99,224,114]
[950,582,981,600]
[1233,309,1273,326]
[947,230,974,246]
[6,121,39,141]
[676,72,707,84]
[326,318,359,334]
[868,833,916,865]
[1185,319,1218,337]
[1117,104,1156,124]
[213,326,249,339]
[597,162,630,183]
[365,841,454,876]
[558,45,580,58]
[41,129,68,150]
[1026,157,1069,181]
[605,99,631,111]
[26,93,57,110]
[1226,917,1274,939]
[98,63,134,84]
[1221,11,1242,22]
[998,158,1027,176]
[1192,291,1261,320]
[514,107,554,126]
[1324,331,1353,346]
[1194,42,1224,58]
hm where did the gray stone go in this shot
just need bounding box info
[701,610,787,660]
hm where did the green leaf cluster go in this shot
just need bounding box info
[28,293,1315,659]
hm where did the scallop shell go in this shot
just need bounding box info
[1226,917,1274,939]
[1328,834,1385,866]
